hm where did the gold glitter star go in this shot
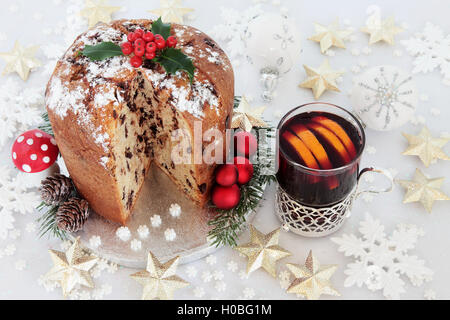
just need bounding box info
[309,20,352,53]
[231,96,267,132]
[44,238,98,297]
[299,59,344,100]
[130,252,189,300]
[402,127,450,167]
[235,225,291,278]
[361,16,403,45]
[286,250,340,300]
[80,0,121,28]
[148,0,194,24]
[397,169,449,213]
[0,41,41,81]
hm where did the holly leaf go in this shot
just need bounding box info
[151,17,172,40]
[79,42,124,61]
[154,48,195,83]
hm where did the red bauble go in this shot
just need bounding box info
[12,129,59,173]
[234,156,254,185]
[234,131,257,157]
[212,184,241,210]
[215,164,238,187]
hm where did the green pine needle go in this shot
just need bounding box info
[38,112,54,136]
[37,201,68,241]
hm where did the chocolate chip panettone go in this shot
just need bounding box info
[45,19,234,225]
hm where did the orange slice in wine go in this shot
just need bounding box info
[311,116,357,159]
[282,131,320,169]
[289,124,339,190]
[289,124,333,170]
[306,122,352,165]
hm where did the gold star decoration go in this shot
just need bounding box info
[0,41,41,81]
[44,238,98,297]
[130,252,189,300]
[308,20,352,53]
[361,16,403,45]
[286,250,340,300]
[231,96,267,132]
[148,0,194,24]
[397,169,450,213]
[299,59,344,100]
[402,127,450,167]
[235,225,291,278]
[80,0,121,28]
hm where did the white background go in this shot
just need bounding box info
[0,0,449,300]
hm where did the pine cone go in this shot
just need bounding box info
[56,198,90,233]
[40,174,74,205]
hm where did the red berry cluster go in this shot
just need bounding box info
[211,132,258,210]
[121,28,178,68]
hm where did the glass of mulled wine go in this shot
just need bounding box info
[277,103,366,207]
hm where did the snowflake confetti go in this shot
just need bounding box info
[164,228,177,242]
[193,286,205,298]
[150,214,162,228]
[185,266,198,278]
[130,239,142,252]
[137,225,149,239]
[15,259,27,271]
[424,289,437,300]
[115,227,131,242]
[206,255,217,266]
[201,270,213,283]
[214,281,227,293]
[227,260,238,272]
[213,270,224,281]
[402,22,450,83]
[332,213,433,299]
[169,203,181,218]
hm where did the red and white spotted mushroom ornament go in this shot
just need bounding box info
[11,129,59,173]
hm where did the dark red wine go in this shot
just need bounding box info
[277,111,363,207]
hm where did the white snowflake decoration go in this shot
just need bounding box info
[332,213,433,299]
[211,5,263,60]
[0,79,44,147]
[402,22,450,84]
[0,166,41,239]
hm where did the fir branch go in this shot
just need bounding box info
[38,112,54,136]
[37,201,68,241]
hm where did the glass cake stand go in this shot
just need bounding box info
[72,163,264,268]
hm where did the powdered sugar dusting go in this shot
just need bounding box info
[145,70,219,118]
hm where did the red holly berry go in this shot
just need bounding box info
[154,34,166,49]
[167,36,177,48]
[234,156,254,185]
[134,46,145,57]
[234,131,258,157]
[127,32,137,42]
[145,51,156,60]
[121,42,133,55]
[134,38,145,48]
[143,32,154,42]
[134,29,144,39]
[146,42,157,53]
[130,55,143,67]
[212,184,241,210]
[12,129,59,173]
[215,164,238,187]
